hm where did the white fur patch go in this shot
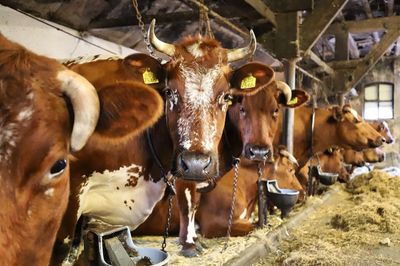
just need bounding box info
[177,64,221,150]
[44,188,54,197]
[78,164,166,230]
[239,208,247,220]
[185,188,197,244]
[196,182,209,190]
[186,42,204,58]
[348,108,361,122]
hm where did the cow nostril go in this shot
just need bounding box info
[202,156,212,173]
[249,147,255,157]
[180,155,189,172]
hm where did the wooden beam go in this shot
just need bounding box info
[264,0,314,12]
[361,0,380,43]
[327,16,400,34]
[345,29,400,88]
[348,33,360,58]
[386,0,394,16]
[300,0,349,54]
[335,29,349,60]
[396,38,400,56]
[304,51,335,76]
[244,0,277,27]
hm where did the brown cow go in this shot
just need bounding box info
[298,146,350,189]
[275,104,385,168]
[55,19,262,260]
[370,120,394,144]
[0,34,99,265]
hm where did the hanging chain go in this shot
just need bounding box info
[131,0,163,62]
[161,193,174,251]
[198,0,214,38]
[222,157,240,252]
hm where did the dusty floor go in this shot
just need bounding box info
[256,170,400,266]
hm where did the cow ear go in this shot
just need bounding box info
[280,89,310,108]
[229,62,275,96]
[90,81,164,145]
[123,53,165,91]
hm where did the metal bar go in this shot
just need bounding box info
[283,59,297,153]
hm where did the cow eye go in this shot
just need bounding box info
[164,88,178,107]
[164,88,174,99]
[49,159,67,179]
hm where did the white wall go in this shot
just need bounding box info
[0,5,137,59]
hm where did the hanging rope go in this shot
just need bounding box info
[198,0,214,38]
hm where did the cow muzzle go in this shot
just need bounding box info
[368,137,385,148]
[177,151,216,181]
[244,144,272,162]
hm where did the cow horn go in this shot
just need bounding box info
[279,149,299,167]
[276,81,292,104]
[227,30,257,62]
[57,69,100,152]
[148,19,175,57]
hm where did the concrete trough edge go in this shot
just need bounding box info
[224,187,340,266]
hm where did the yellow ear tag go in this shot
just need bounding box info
[240,73,256,89]
[287,96,298,105]
[143,69,159,84]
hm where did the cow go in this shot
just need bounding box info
[370,120,394,144]
[0,34,100,266]
[54,19,263,261]
[297,146,350,190]
[274,104,385,168]
[135,78,308,251]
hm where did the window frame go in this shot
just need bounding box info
[363,82,394,120]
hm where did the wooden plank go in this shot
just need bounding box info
[345,29,400,88]
[244,0,277,27]
[275,12,300,58]
[305,51,335,76]
[300,0,349,54]
[264,0,314,12]
[327,16,400,34]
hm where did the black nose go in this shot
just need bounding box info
[178,152,214,181]
[245,144,271,161]
[386,137,394,144]
[379,153,385,162]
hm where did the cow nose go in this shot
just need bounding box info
[245,144,271,161]
[369,137,384,148]
[178,151,214,181]
[379,153,385,162]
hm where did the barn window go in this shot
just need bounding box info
[363,83,394,120]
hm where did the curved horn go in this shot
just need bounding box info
[227,30,257,62]
[279,149,299,167]
[276,81,292,104]
[57,69,100,152]
[148,19,175,57]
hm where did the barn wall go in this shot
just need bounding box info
[0,4,136,59]
[351,58,400,166]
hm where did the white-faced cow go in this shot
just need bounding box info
[0,34,99,265]
[54,19,262,260]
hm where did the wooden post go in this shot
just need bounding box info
[283,58,298,153]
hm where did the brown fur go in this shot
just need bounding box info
[0,34,73,265]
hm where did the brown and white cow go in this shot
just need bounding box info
[274,104,385,168]
[55,19,263,260]
[0,34,99,265]
[370,120,394,144]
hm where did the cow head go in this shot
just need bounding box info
[363,147,385,163]
[370,121,394,144]
[343,149,365,167]
[148,19,259,182]
[0,35,99,265]
[330,104,385,149]
[228,64,309,163]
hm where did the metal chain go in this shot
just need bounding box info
[222,157,240,252]
[161,193,174,251]
[198,0,214,38]
[131,0,163,62]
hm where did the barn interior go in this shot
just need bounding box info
[1,0,400,265]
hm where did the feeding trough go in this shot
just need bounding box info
[84,225,169,266]
[315,165,338,186]
[266,180,299,217]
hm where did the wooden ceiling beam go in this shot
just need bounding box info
[326,16,400,34]
[299,0,349,54]
[244,0,277,27]
[304,51,335,76]
[264,0,314,12]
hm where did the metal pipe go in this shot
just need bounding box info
[283,59,298,154]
